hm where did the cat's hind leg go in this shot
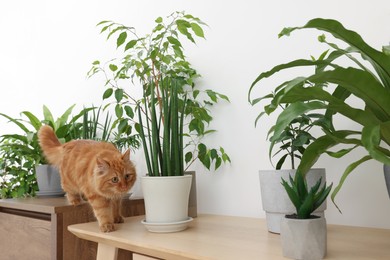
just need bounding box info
[66,192,82,206]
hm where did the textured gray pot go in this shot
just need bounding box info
[186,171,198,218]
[281,215,327,260]
[259,168,327,233]
[384,164,390,198]
[35,164,64,196]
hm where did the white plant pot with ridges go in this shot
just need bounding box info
[259,168,327,233]
[141,175,192,229]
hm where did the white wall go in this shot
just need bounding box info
[1,0,389,228]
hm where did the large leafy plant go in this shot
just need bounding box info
[249,18,390,209]
[0,105,131,198]
[251,51,332,170]
[0,105,85,198]
[89,11,230,175]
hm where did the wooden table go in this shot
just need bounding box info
[0,196,145,260]
[68,214,390,260]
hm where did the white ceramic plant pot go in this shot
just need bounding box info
[281,215,327,260]
[141,174,192,232]
[259,168,327,233]
[35,164,65,197]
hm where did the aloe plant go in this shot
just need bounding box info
[281,172,332,219]
[249,18,390,209]
[89,11,230,175]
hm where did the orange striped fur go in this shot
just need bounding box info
[38,125,136,232]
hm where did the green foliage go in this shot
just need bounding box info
[89,11,230,175]
[0,105,77,198]
[251,53,332,170]
[0,138,38,198]
[281,173,332,219]
[249,18,390,208]
[0,105,137,198]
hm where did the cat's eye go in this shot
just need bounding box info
[112,177,119,183]
[125,174,132,181]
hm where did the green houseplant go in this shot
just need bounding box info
[249,18,390,211]
[0,105,130,198]
[90,11,230,231]
[0,105,84,198]
[250,73,332,233]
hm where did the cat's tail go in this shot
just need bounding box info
[38,125,63,167]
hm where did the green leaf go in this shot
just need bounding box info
[115,88,124,102]
[299,18,390,82]
[20,111,41,131]
[155,17,163,23]
[103,88,113,99]
[167,36,182,47]
[116,32,127,48]
[271,101,327,142]
[124,105,134,118]
[109,64,118,72]
[57,104,76,128]
[115,104,123,118]
[96,20,111,26]
[309,67,390,120]
[297,131,356,176]
[42,105,55,126]
[249,59,330,102]
[331,155,371,212]
[176,20,195,43]
[190,23,204,38]
[361,124,390,164]
[125,40,137,51]
[185,151,193,164]
[278,27,295,38]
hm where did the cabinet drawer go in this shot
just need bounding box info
[0,212,51,260]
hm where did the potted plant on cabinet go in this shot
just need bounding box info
[89,11,230,232]
[249,57,332,233]
[0,105,132,198]
[0,105,83,197]
[280,172,332,259]
[249,18,390,211]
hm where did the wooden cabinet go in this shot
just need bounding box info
[0,196,145,260]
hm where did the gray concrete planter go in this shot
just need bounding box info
[186,171,198,218]
[259,168,327,233]
[281,215,327,260]
[35,164,64,197]
[384,164,390,198]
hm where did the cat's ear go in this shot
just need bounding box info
[122,149,131,162]
[96,157,110,172]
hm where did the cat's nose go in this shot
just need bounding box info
[118,184,128,192]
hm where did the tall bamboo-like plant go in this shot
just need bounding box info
[137,78,186,176]
[89,11,230,174]
[249,18,390,209]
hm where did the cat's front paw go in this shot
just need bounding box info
[114,215,124,224]
[100,223,115,232]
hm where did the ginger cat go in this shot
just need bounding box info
[38,125,136,232]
